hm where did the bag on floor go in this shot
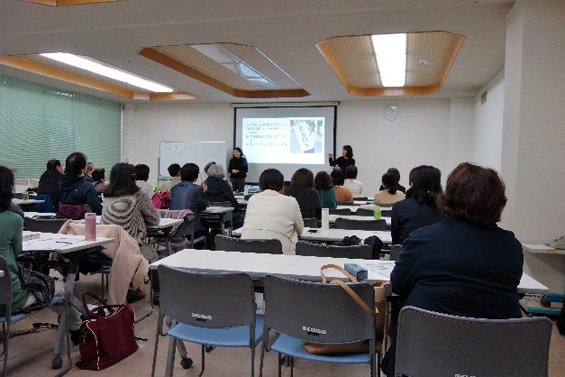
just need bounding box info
[303,264,388,355]
[76,292,138,370]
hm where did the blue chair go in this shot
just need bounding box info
[260,275,378,377]
[0,256,71,375]
[151,266,263,377]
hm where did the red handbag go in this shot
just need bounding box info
[76,292,139,370]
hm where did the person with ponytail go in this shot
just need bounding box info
[374,172,404,205]
[390,165,444,245]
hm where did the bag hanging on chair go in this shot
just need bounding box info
[76,292,139,370]
[303,264,388,355]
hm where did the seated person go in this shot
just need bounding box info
[160,163,182,192]
[283,168,321,219]
[0,165,82,341]
[241,169,303,255]
[54,152,102,215]
[205,164,243,227]
[83,161,95,183]
[391,165,444,245]
[381,163,523,376]
[135,164,154,198]
[379,167,406,194]
[92,168,109,195]
[315,171,337,209]
[37,159,64,203]
[170,163,208,236]
[331,169,354,204]
[343,165,364,197]
[374,172,404,205]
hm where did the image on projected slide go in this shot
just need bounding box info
[242,117,325,164]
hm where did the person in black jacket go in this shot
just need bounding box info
[381,162,523,376]
[283,168,322,219]
[328,145,355,171]
[37,159,64,203]
[379,167,406,194]
[205,164,243,228]
[228,147,248,192]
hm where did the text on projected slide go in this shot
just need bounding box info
[242,117,325,164]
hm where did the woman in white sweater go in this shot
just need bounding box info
[241,169,304,255]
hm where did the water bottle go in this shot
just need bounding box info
[374,206,381,220]
[244,184,249,196]
[154,183,160,193]
[23,191,29,200]
[84,213,97,241]
[322,208,330,229]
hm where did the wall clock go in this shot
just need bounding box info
[384,105,399,121]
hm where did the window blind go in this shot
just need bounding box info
[0,76,121,179]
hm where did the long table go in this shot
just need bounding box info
[232,226,393,244]
[22,232,114,371]
[329,214,392,227]
[150,249,548,294]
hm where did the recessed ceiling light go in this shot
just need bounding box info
[370,33,407,87]
[40,52,173,92]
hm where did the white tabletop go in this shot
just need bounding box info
[24,212,56,218]
[522,243,565,255]
[149,249,548,293]
[329,214,391,226]
[202,206,234,214]
[22,232,114,254]
[337,205,393,213]
[232,226,392,244]
[13,198,45,205]
[151,249,393,282]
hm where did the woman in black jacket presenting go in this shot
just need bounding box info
[228,147,248,192]
[328,145,355,171]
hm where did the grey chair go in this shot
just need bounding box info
[24,217,67,233]
[395,306,553,377]
[214,234,283,254]
[329,208,352,215]
[302,217,319,228]
[335,217,386,231]
[151,266,263,377]
[353,197,369,201]
[389,244,402,261]
[1,256,71,375]
[355,208,376,217]
[260,275,378,377]
[296,241,373,259]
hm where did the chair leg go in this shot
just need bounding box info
[290,357,294,377]
[151,316,162,377]
[250,345,255,377]
[3,322,8,377]
[165,337,177,377]
[277,353,282,377]
[259,341,265,377]
[198,344,206,377]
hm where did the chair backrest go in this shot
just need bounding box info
[209,201,232,207]
[0,256,13,313]
[302,217,319,228]
[24,217,68,233]
[214,234,283,254]
[335,217,386,231]
[264,275,376,344]
[329,208,352,215]
[158,265,255,329]
[170,214,195,242]
[355,208,375,217]
[395,306,553,377]
[296,241,372,259]
[389,244,402,261]
[353,197,369,201]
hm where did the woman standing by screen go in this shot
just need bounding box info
[328,145,355,171]
[228,147,248,192]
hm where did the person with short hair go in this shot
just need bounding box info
[170,163,208,233]
[92,168,108,194]
[135,164,154,198]
[328,145,355,171]
[391,165,444,245]
[314,171,337,209]
[160,163,182,192]
[202,161,216,180]
[374,172,404,205]
[205,164,239,211]
[55,152,102,215]
[283,168,321,219]
[381,163,523,376]
[228,147,248,192]
[343,165,364,197]
[241,169,303,255]
[84,161,96,183]
[37,159,64,202]
[331,169,354,204]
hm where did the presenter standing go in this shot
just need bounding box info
[228,147,248,192]
[328,145,355,171]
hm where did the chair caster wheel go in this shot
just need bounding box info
[52,356,63,369]
[180,357,193,369]
[205,345,215,353]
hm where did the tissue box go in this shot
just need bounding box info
[344,263,368,281]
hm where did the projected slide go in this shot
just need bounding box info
[242,117,325,164]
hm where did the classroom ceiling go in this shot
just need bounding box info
[0,0,514,104]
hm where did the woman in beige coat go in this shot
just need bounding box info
[241,169,304,255]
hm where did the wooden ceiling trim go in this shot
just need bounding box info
[20,0,123,6]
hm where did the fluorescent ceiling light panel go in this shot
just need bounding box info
[371,33,407,87]
[40,52,173,92]
[191,44,280,89]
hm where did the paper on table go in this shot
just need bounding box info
[363,261,395,281]
[23,235,86,251]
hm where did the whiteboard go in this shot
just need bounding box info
[159,141,227,178]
